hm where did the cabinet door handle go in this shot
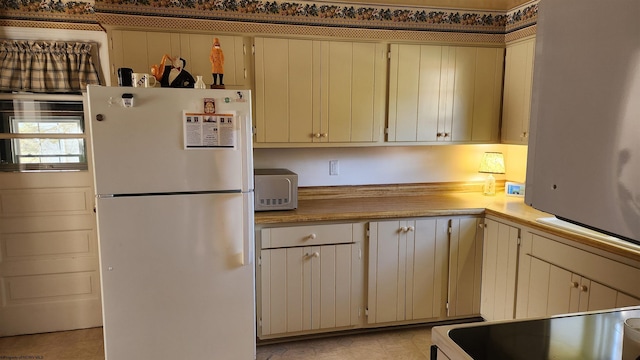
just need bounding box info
[580,285,588,292]
[400,226,408,232]
[407,226,415,232]
[571,281,580,288]
[321,133,328,138]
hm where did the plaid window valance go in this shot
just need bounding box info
[0,40,101,93]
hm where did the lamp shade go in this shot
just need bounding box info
[479,152,505,174]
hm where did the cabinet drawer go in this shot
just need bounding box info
[260,223,363,249]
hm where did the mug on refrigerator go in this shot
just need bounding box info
[117,68,133,87]
[132,73,157,88]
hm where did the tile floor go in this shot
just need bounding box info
[256,326,433,360]
[0,327,105,360]
[0,325,432,360]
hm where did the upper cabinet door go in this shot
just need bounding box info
[254,37,384,146]
[324,41,385,143]
[468,47,505,142]
[388,44,503,144]
[254,38,317,143]
[501,37,536,144]
[388,44,442,142]
[179,34,249,88]
[109,30,249,89]
[109,30,179,83]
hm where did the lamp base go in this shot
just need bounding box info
[483,174,496,196]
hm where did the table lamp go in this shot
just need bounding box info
[479,152,505,196]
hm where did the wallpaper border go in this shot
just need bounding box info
[1,0,537,36]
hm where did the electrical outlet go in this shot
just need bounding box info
[329,160,339,176]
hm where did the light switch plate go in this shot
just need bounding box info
[329,160,339,176]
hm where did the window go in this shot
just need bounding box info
[0,98,87,172]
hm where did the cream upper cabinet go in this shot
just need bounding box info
[480,218,520,321]
[501,37,536,144]
[109,30,250,88]
[253,37,385,146]
[387,44,504,143]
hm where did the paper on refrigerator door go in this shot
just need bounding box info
[183,111,237,149]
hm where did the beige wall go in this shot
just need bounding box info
[255,144,527,187]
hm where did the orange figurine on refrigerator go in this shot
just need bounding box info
[209,38,225,88]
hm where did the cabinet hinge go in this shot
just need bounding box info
[448,226,452,234]
[384,127,389,134]
[252,126,257,137]
[252,44,255,55]
[258,256,261,266]
[365,307,369,316]
[517,237,521,246]
[387,51,391,60]
[243,44,246,55]
[446,302,450,317]
[259,318,262,327]
[366,229,370,238]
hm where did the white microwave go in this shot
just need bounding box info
[254,169,298,211]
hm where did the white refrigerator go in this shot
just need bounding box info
[86,86,255,360]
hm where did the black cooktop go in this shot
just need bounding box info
[448,307,640,360]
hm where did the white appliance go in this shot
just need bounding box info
[86,86,255,360]
[526,0,640,244]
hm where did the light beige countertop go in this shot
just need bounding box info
[254,183,640,262]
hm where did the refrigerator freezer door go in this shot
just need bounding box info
[97,193,255,360]
[87,86,253,195]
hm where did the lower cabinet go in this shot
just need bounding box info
[517,232,640,318]
[257,223,365,338]
[447,217,484,318]
[480,218,520,321]
[257,216,484,338]
[367,216,482,325]
[525,256,640,318]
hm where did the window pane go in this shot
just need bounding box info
[14,118,83,134]
[0,99,86,171]
[1,138,87,171]
[1,100,84,134]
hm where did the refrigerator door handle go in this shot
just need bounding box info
[242,191,255,266]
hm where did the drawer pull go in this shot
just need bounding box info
[308,233,317,240]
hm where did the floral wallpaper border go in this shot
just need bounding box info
[1,0,537,34]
